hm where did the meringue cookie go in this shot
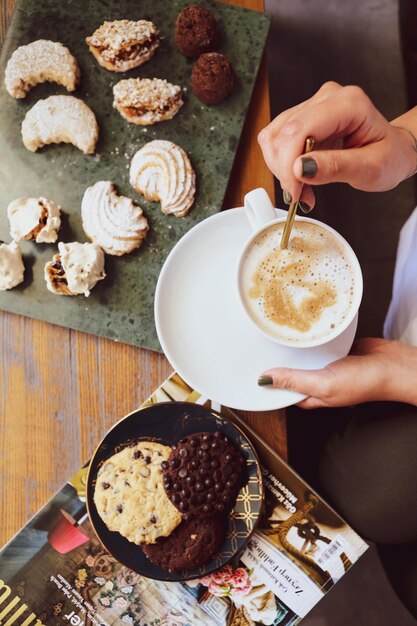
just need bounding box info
[8,197,61,244]
[5,40,80,99]
[0,241,25,290]
[82,181,149,256]
[44,242,105,297]
[130,140,196,217]
[86,20,159,72]
[21,95,99,154]
[113,78,183,125]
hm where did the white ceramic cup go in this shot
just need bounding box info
[237,188,363,348]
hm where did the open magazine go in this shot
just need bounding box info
[0,372,368,626]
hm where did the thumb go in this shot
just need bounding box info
[258,367,330,396]
[293,144,385,191]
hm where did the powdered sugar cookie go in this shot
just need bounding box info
[0,241,24,291]
[8,197,61,244]
[44,241,105,297]
[5,39,80,99]
[21,95,98,154]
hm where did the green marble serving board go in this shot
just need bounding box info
[0,0,270,351]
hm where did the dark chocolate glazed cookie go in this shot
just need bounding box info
[142,514,227,572]
[162,431,246,517]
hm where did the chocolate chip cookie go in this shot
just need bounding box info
[162,431,246,517]
[94,441,182,545]
[142,514,227,572]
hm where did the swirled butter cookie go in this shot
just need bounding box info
[0,241,24,291]
[5,40,80,99]
[86,20,159,72]
[94,442,183,545]
[21,95,99,154]
[113,78,183,125]
[8,197,61,244]
[44,241,105,297]
[130,140,196,217]
[81,181,149,256]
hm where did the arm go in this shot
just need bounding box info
[258,338,417,409]
[258,81,417,211]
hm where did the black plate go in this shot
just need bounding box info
[86,401,264,581]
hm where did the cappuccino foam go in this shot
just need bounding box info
[240,221,357,344]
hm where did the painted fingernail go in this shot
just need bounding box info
[298,201,312,214]
[258,375,273,386]
[283,190,292,205]
[301,157,317,178]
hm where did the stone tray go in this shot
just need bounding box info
[0,0,270,351]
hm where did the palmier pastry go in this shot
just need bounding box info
[0,241,24,291]
[113,78,183,125]
[130,140,196,217]
[21,95,99,154]
[8,197,61,244]
[5,40,80,99]
[44,241,105,297]
[81,181,149,256]
[86,20,159,72]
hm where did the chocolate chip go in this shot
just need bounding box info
[225,454,232,461]
[150,515,157,523]
[178,468,188,478]
[222,494,230,503]
[179,448,188,458]
[133,450,142,459]
[195,482,204,492]
[181,488,190,498]
[161,461,169,470]
[201,442,209,450]
[197,449,204,457]
[183,513,192,522]
[199,467,207,476]
[211,459,218,468]
[145,456,151,464]
[214,431,222,438]
[179,500,189,511]
[224,464,233,475]
[225,480,233,488]
[124,481,131,487]
[214,483,222,491]
[191,459,199,469]
[202,434,211,441]
[202,452,210,460]
[214,470,222,479]
[211,441,219,449]
[202,504,210,512]
[204,478,212,487]
[170,458,180,468]
[207,492,215,501]
[186,475,195,485]
[179,437,188,444]
[216,503,225,512]
[190,438,198,447]
[164,478,172,488]
[173,482,181,491]
[172,493,181,503]
[102,482,110,489]
[116,505,123,513]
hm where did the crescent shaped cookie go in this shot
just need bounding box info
[44,241,105,297]
[86,20,159,72]
[113,78,183,125]
[130,140,196,217]
[21,95,99,154]
[8,197,61,244]
[81,181,149,256]
[0,241,24,291]
[5,40,80,99]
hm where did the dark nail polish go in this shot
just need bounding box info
[258,375,273,386]
[301,157,317,178]
[282,190,292,205]
[298,201,312,214]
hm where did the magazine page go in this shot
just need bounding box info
[0,372,368,626]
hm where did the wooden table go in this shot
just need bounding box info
[0,0,287,548]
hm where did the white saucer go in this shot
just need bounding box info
[155,207,358,411]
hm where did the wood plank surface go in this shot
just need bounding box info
[0,0,287,548]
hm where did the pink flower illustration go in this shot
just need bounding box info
[100,597,111,607]
[74,579,85,589]
[200,565,252,599]
[231,568,251,592]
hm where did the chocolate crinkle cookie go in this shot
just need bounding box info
[175,5,219,58]
[162,431,246,518]
[191,52,234,105]
[142,514,227,572]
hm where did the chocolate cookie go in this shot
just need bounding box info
[175,5,219,59]
[191,52,234,105]
[142,514,227,573]
[162,431,246,517]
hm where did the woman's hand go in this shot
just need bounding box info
[258,338,417,409]
[258,81,417,211]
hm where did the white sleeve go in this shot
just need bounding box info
[384,206,417,346]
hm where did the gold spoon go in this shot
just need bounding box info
[280,136,315,250]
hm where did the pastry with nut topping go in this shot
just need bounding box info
[113,77,183,125]
[5,40,80,99]
[94,442,183,545]
[130,140,196,217]
[44,241,105,297]
[86,20,159,72]
[8,197,61,244]
[0,241,24,291]
[81,181,149,256]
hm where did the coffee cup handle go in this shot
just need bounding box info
[244,188,278,231]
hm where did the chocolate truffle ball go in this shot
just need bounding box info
[191,52,234,105]
[175,5,219,59]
